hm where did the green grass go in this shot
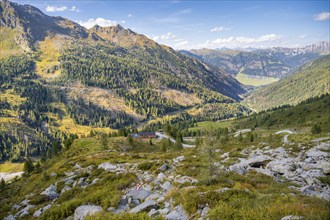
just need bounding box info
[188,120,234,132]
[235,72,279,86]
[0,27,23,58]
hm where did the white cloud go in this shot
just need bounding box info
[121,20,126,24]
[70,6,79,13]
[298,34,306,39]
[77,18,117,29]
[314,12,330,21]
[199,34,281,49]
[46,6,67,12]
[211,26,231,32]
[153,32,176,41]
[46,5,79,13]
[175,40,188,47]
[128,14,133,18]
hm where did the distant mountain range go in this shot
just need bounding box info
[242,54,330,111]
[180,41,329,79]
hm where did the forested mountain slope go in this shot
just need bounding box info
[0,0,248,161]
[242,55,330,111]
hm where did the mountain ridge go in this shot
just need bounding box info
[181,41,329,81]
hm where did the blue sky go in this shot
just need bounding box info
[12,0,330,50]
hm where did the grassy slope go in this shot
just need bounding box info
[1,131,329,219]
[243,55,330,111]
[188,93,330,134]
[235,72,279,86]
[0,27,23,58]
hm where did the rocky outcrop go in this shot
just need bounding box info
[129,200,158,213]
[166,205,188,220]
[228,141,330,200]
[40,184,59,200]
[74,205,102,220]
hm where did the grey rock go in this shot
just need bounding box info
[173,156,185,163]
[247,155,272,168]
[132,199,140,206]
[229,161,249,175]
[175,176,198,184]
[266,158,296,175]
[98,162,117,172]
[11,204,21,210]
[299,170,323,180]
[17,205,35,217]
[160,163,169,171]
[91,178,100,184]
[61,185,72,194]
[73,205,102,220]
[161,181,173,191]
[41,184,59,199]
[33,204,51,217]
[253,168,274,177]
[148,208,159,217]
[157,172,166,182]
[3,215,16,220]
[145,193,161,201]
[129,200,158,213]
[306,148,328,159]
[281,215,304,220]
[317,161,330,174]
[159,208,171,215]
[21,199,29,206]
[127,189,151,201]
[201,206,210,219]
[166,205,188,220]
[119,197,128,206]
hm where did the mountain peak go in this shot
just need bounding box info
[0,0,88,51]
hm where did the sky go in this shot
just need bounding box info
[11,0,330,50]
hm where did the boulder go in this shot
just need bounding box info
[306,148,328,159]
[3,215,15,220]
[266,159,297,176]
[159,163,169,171]
[201,206,210,219]
[61,185,72,194]
[148,208,160,217]
[161,181,173,191]
[11,204,21,210]
[166,205,188,220]
[156,172,166,182]
[317,161,330,174]
[173,156,185,163]
[74,205,102,220]
[229,161,249,175]
[17,205,35,217]
[247,155,272,168]
[127,189,151,201]
[33,204,51,217]
[98,163,117,172]
[41,185,59,199]
[129,200,158,213]
[175,176,198,184]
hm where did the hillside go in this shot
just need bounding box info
[181,42,329,86]
[0,0,248,162]
[243,55,330,111]
[1,95,329,220]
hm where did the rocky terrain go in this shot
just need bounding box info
[2,133,329,220]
